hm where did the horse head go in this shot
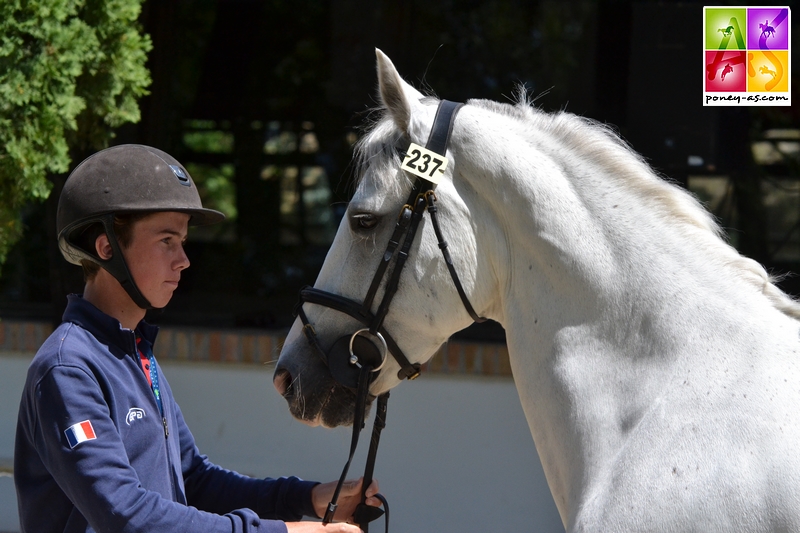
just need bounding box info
[273,50,493,427]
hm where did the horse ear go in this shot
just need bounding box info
[375,48,424,135]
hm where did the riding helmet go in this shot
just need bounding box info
[57,144,225,309]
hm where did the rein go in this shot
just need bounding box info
[294,100,485,531]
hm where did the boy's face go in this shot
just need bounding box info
[123,212,191,309]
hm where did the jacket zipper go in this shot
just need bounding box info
[157,379,177,500]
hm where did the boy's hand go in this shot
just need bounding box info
[310,477,381,522]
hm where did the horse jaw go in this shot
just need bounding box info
[375,48,425,136]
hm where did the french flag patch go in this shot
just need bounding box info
[64,420,97,449]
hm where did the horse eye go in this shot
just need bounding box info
[352,213,379,230]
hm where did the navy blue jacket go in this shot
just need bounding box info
[15,295,318,533]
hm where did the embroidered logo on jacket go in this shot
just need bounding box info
[64,420,96,448]
[126,407,146,425]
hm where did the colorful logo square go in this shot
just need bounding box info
[703,6,791,106]
[747,8,790,50]
[705,51,747,92]
[705,8,747,50]
[748,50,790,93]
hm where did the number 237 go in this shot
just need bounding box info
[401,143,448,184]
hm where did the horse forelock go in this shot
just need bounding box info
[353,114,412,197]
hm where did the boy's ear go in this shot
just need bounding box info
[95,234,113,260]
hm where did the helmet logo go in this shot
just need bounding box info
[169,165,191,186]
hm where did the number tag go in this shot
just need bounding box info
[401,143,448,185]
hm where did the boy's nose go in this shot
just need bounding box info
[176,247,190,270]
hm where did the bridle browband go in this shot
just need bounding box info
[293,100,486,531]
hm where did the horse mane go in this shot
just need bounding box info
[356,95,800,320]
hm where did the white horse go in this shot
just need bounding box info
[274,49,800,531]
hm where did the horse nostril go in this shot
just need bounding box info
[273,368,293,397]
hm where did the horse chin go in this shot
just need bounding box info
[284,377,371,428]
[299,416,323,428]
[318,383,375,428]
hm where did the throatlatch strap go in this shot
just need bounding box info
[425,193,486,323]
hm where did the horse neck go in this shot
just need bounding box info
[454,107,792,519]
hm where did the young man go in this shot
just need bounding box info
[15,145,377,533]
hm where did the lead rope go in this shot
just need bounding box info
[322,367,390,532]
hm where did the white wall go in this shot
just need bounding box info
[0,355,29,533]
[0,353,564,533]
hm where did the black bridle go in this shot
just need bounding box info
[294,100,486,531]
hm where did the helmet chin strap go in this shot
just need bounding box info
[95,214,154,311]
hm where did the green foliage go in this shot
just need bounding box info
[184,162,238,221]
[182,123,237,222]
[0,0,152,269]
[183,127,234,154]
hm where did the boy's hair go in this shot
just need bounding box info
[79,213,150,281]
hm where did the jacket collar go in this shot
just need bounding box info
[62,294,159,355]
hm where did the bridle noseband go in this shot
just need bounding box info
[293,100,486,531]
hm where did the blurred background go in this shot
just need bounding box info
[1,0,797,332]
[0,1,797,532]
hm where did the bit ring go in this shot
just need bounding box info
[349,329,388,372]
